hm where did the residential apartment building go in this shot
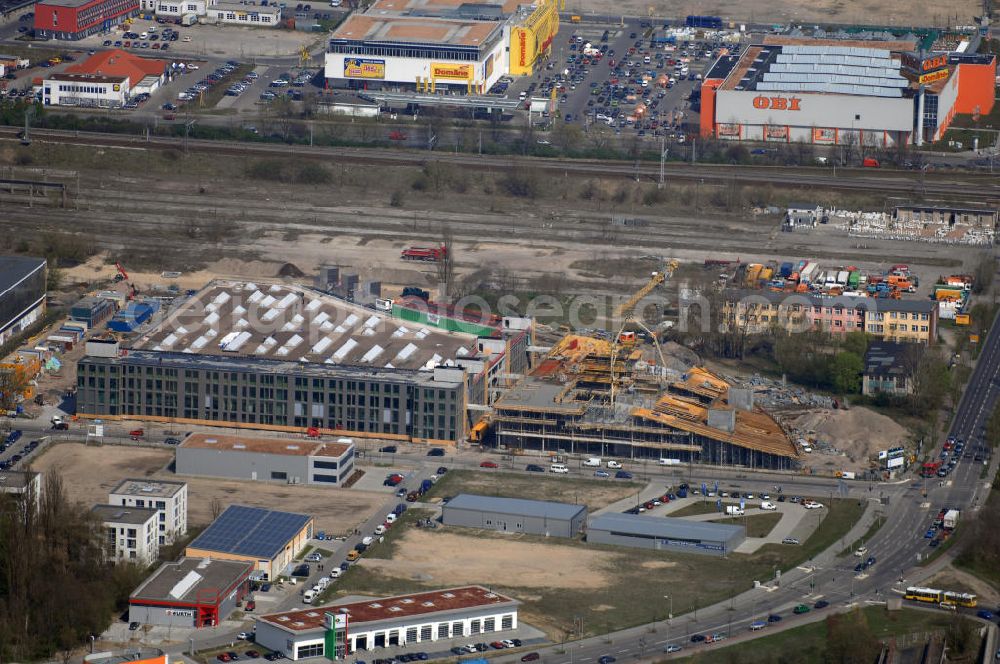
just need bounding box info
[721,291,937,344]
[92,504,160,566]
[109,479,188,545]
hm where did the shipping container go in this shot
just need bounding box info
[847,271,860,289]
[836,270,849,286]
[779,262,793,278]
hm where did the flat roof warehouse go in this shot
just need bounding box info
[180,433,353,458]
[260,586,517,632]
[332,14,502,48]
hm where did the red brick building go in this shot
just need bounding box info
[34,0,139,41]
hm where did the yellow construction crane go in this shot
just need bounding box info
[609,315,668,408]
[615,259,679,319]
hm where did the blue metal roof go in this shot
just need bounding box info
[588,513,744,541]
[189,505,311,559]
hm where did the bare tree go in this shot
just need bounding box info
[210,496,223,520]
[436,224,455,300]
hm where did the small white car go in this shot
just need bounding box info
[385,513,398,523]
[607,460,623,469]
[237,632,251,640]
[362,536,374,546]
[329,568,342,579]
[854,546,868,557]
[374,524,386,536]
[305,552,322,562]
[804,501,824,510]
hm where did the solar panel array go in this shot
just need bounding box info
[742,44,908,98]
[189,505,312,559]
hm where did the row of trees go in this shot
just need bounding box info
[0,471,145,661]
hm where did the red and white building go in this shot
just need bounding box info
[34,0,140,40]
[700,38,997,146]
[255,586,520,660]
[43,49,168,107]
[129,557,254,628]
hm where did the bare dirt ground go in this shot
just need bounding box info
[31,442,383,533]
[786,406,910,469]
[563,0,976,27]
[2,143,977,314]
[360,530,615,589]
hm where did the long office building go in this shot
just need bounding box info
[75,280,531,445]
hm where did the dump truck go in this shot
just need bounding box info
[400,244,448,262]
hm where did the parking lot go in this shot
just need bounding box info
[506,19,747,143]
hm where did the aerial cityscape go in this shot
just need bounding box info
[0,0,998,660]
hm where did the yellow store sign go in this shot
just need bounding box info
[431,63,473,80]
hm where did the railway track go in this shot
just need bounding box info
[3,126,999,203]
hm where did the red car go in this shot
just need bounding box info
[480,461,499,469]
[216,655,231,662]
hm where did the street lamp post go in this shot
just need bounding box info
[664,594,673,623]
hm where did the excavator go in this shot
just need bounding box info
[113,262,139,300]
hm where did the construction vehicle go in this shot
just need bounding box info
[400,244,448,262]
[113,262,139,300]
[615,259,678,319]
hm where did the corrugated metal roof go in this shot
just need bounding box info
[588,513,744,541]
[444,494,586,520]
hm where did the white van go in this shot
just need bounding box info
[550,463,569,474]
[658,458,681,466]
[317,578,330,589]
[303,589,316,604]
[584,457,602,467]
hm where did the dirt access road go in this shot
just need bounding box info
[31,442,383,533]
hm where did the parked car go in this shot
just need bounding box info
[427,447,445,456]
[793,604,811,614]
[480,460,499,468]
[594,470,610,478]
[615,470,633,479]
[521,654,540,662]
[526,464,544,472]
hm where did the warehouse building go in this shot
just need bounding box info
[442,494,586,537]
[109,478,188,545]
[34,0,140,40]
[129,556,253,628]
[76,279,531,446]
[587,513,745,556]
[185,504,313,580]
[255,586,519,660]
[0,257,47,347]
[324,0,558,92]
[701,37,996,146]
[92,504,161,566]
[176,433,355,485]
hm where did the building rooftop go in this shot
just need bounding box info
[36,0,102,7]
[187,505,312,560]
[130,556,253,604]
[0,256,45,298]
[47,72,128,84]
[705,54,740,81]
[762,35,918,51]
[864,341,921,377]
[133,280,478,372]
[331,13,500,47]
[445,494,586,520]
[721,43,912,97]
[492,380,588,414]
[92,504,159,525]
[260,586,517,632]
[0,470,38,491]
[111,478,187,499]
[727,289,936,313]
[588,513,745,541]
[180,432,353,458]
[368,0,520,17]
[66,49,166,82]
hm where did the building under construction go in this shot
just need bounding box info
[490,336,799,469]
